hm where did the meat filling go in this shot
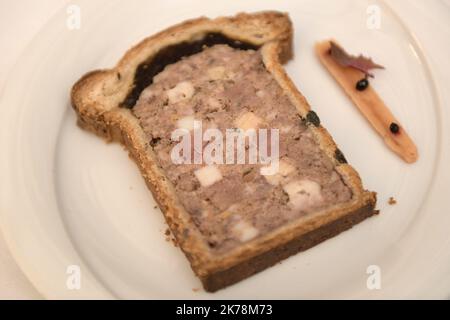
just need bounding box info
[133,45,352,252]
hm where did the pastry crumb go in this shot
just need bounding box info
[192,287,200,292]
[164,229,178,247]
[165,228,171,242]
[388,197,397,205]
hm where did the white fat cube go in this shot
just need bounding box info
[167,81,194,104]
[256,90,265,98]
[283,179,323,210]
[207,66,226,80]
[234,112,262,130]
[194,166,223,187]
[176,116,200,131]
[232,220,259,242]
[262,160,295,185]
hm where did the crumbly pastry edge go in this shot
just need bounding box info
[70,11,377,292]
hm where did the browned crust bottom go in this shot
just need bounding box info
[201,203,378,292]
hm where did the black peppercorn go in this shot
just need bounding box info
[356,78,369,91]
[390,122,400,134]
[335,149,347,164]
[305,110,321,127]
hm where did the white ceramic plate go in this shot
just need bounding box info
[1,0,449,299]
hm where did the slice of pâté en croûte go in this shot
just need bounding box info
[71,11,377,292]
